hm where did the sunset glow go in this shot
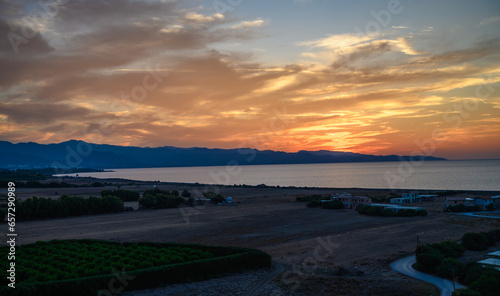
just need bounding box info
[1,0,500,159]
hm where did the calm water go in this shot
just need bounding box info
[60,160,500,191]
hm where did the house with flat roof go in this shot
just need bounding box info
[331,194,371,209]
[445,197,475,207]
[391,192,422,204]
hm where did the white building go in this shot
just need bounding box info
[390,192,422,204]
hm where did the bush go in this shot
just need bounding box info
[460,263,491,285]
[396,209,419,217]
[415,247,445,272]
[462,233,490,251]
[356,204,369,214]
[432,241,465,259]
[469,270,500,296]
[143,187,170,197]
[139,194,157,209]
[437,258,464,279]
[204,191,225,204]
[307,200,321,208]
[322,200,344,209]
[486,203,495,211]
[382,208,396,216]
[182,189,191,198]
[156,194,184,209]
[417,210,428,216]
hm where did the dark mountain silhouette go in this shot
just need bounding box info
[0,140,446,170]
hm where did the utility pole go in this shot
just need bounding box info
[451,267,456,291]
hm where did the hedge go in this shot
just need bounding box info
[138,194,185,209]
[15,195,124,221]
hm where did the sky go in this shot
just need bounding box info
[0,0,499,160]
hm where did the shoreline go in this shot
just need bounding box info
[50,175,500,196]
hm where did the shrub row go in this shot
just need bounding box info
[139,194,185,209]
[143,187,180,197]
[0,240,271,296]
[15,195,124,221]
[101,189,140,201]
[357,204,427,217]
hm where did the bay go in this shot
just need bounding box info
[58,159,500,191]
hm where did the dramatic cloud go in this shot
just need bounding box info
[0,0,499,159]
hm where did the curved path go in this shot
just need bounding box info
[391,255,464,296]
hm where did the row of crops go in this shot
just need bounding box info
[0,239,272,295]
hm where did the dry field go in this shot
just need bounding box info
[6,178,500,295]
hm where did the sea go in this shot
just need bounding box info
[57,159,500,191]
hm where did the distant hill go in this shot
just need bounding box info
[0,140,447,170]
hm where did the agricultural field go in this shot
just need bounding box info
[0,239,271,295]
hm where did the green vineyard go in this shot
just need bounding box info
[1,239,272,296]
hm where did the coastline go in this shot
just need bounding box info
[6,176,500,296]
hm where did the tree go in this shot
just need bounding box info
[204,191,225,204]
[469,270,500,296]
[415,246,445,272]
[182,189,191,197]
[486,203,495,211]
[437,258,464,280]
[462,233,490,251]
[139,194,156,209]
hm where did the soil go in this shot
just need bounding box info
[4,178,500,295]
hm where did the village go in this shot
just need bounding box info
[321,191,500,212]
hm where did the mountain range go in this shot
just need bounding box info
[0,140,447,170]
